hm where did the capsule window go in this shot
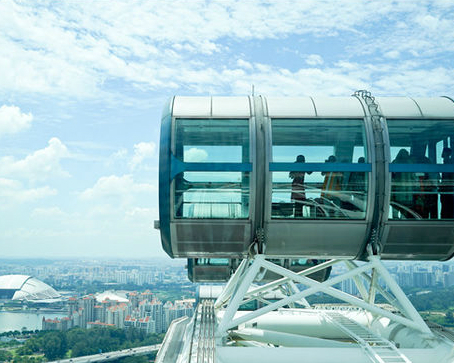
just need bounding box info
[388,119,454,220]
[174,172,250,219]
[173,118,251,219]
[195,258,230,266]
[271,119,368,220]
[175,118,250,163]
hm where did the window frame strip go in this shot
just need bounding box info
[269,162,372,172]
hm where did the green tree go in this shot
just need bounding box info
[120,356,149,363]
[71,340,93,357]
[16,345,33,356]
[42,332,66,360]
[0,349,13,362]
[445,311,454,325]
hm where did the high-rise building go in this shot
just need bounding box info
[80,295,95,328]
[150,300,164,333]
[43,290,194,333]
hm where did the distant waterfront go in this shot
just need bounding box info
[0,310,66,333]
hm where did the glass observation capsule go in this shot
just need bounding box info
[158,95,454,261]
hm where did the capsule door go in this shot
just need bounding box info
[263,97,373,258]
[166,97,254,258]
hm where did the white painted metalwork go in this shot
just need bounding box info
[215,255,432,337]
[157,255,454,363]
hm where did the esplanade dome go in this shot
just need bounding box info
[0,274,60,301]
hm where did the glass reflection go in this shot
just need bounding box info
[271,118,368,220]
[175,118,249,163]
[175,172,249,219]
[388,119,454,220]
[195,258,230,266]
[272,171,367,219]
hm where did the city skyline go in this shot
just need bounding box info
[1,1,454,258]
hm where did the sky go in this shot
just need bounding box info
[0,0,454,259]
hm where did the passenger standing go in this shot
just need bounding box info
[391,149,417,218]
[441,147,454,219]
[348,157,366,212]
[321,155,343,216]
[289,155,311,218]
[413,155,438,219]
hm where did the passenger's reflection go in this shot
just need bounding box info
[441,147,454,219]
[391,149,417,218]
[348,157,366,211]
[321,155,343,216]
[413,155,438,219]
[289,155,311,218]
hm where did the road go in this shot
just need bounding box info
[49,344,161,363]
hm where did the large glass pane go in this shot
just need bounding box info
[174,172,249,219]
[195,258,229,266]
[271,119,368,219]
[272,171,367,219]
[175,118,249,162]
[272,119,366,162]
[388,119,454,220]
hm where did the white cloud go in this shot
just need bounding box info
[113,148,128,159]
[0,105,33,137]
[125,207,158,224]
[305,54,324,66]
[0,177,57,202]
[31,206,66,219]
[105,147,128,167]
[0,137,70,182]
[79,174,155,202]
[0,1,452,98]
[185,147,208,162]
[129,142,156,170]
[384,51,400,59]
[237,59,253,70]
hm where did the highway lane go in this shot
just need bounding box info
[48,344,161,363]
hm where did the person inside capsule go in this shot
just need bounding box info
[412,151,438,219]
[441,147,454,219]
[321,155,343,216]
[289,155,311,218]
[391,149,417,219]
[348,156,366,211]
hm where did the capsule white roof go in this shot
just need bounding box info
[171,96,454,118]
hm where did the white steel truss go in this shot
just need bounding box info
[215,254,433,338]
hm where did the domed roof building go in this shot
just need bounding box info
[95,290,129,303]
[0,274,60,301]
